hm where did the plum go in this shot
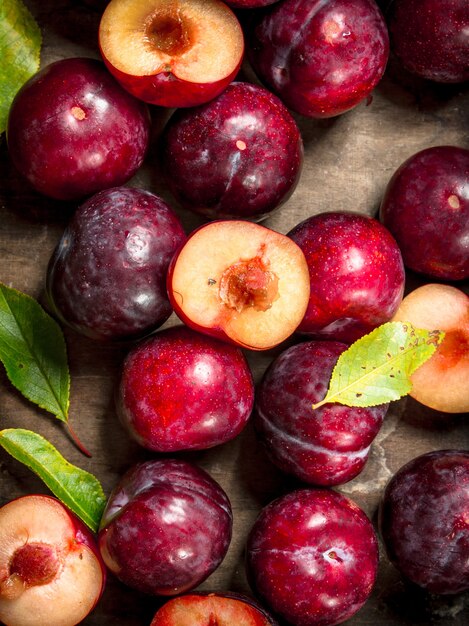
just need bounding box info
[380,145,469,281]
[46,186,186,342]
[246,0,389,118]
[167,220,310,350]
[255,340,388,485]
[160,81,303,221]
[117,325,254,452]
[387,0,469,83]
[379,449,469,594]
[288,211,405,343]
[6,57,150,201]
[99,0,244,108]
[99,458,233,596]
[246,488,379,626]
[0,495,106,626]
[150,592,279,625]
[392,284,469,414]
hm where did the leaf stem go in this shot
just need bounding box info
[65,421,92,458]
[312,399,327,411]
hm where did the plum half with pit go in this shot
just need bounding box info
[380,145,469,281]
[392,283,469,414]
[255,340,388,486]
[150,592,279,625]
[167,220,310,350]
[387,0,469,83]
[246,0,389,118]
[98,458,232,596]
[288,211,405,343]
[6,57,151,201]
[160,81,303,221]
[0,495,106,626]
[99,0,244,108]
[246,488,379,626]
[117,325,254,452]
[379,449,469,594]
[46,186,186,342]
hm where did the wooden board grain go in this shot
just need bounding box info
[0,1,468,624]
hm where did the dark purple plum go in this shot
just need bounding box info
[246,489,379,626]
[160,81,303,221]
[380,146,469,281]
[255,340,388,485]
[46,187,186,341]
[246,0,389,118]
[288,211,405,343]
[98,458,233,596]
[6,57,151,200]
[387,0,469,83]
[117,325,254,452]
[379,450,469,594]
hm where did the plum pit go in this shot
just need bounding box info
[0,542,61,599]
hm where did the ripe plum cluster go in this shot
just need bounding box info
[1,0,468,625]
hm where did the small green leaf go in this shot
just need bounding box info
[0,282,70,422]
[312,321,445,410]
[0,0,42,133]
[0,428,106,532]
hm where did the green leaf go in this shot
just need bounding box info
[312,321,445,410]
[0,283,70,422]
[0,428,106,532]
[0,0,42,133]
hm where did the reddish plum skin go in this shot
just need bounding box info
[379,450,469,595]
[100,59,243,109]
[118,325,254,452]
[160,82,303,221]
[246,489,379,626]
[6,58,151,201]
[151,592,279,625]
[99,459,233,596]
[46,187,186,341]
[387,0,469,83]
[255,341,388,485]
[379,146,469,281]
[288,211,405,343]
[246,0,389,118]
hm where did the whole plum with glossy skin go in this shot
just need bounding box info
[246,0,389,118]
[380,146,469,281]
[99,458,233,596]
[379,450,469,594]
[255,340,388,485]
[117,325,254,452]
[246,489,379,626]
[6,58,151,200]
[160,82,303,221]
[387,0,469,83]
[46,187,186,341]
[288,211,405,343]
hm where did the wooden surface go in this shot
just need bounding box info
[1,1,468,624]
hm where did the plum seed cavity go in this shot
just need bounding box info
[144,6,193,56]
[218,253,279,313]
